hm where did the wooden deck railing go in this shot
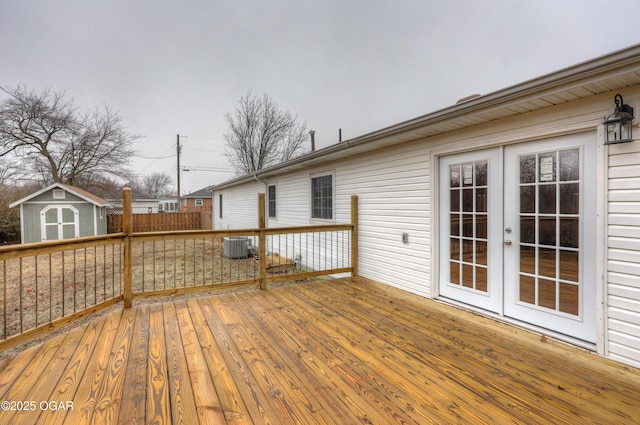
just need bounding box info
[0,190,358,350]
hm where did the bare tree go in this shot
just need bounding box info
[139,172,174,198]
[223,91,308,174]
[0,84,139,186]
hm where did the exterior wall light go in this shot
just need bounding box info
[604,94,634,144]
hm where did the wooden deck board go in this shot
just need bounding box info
[0,277,638,424]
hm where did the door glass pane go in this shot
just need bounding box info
[451,189,460,212]
[538,153,556,182]
[539,218,556,246]
[539,279,556,310]
[559,250,579,282]
[517,149,580,316]
[538,248,556,278]
[559,218,578,248]
[559,183,579,214]
[476,188,487,212]
[520,245,535,274]
[559,283,579,315]
[448,160,490,292]
[520,155,536,184]
[539,184,556,214]
[559,149,579,181]
[520,186,535,213]
[462,264,473,288]
[475,161,488,186]
[519,275,535,304]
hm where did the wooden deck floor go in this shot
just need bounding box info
[0,277,639,424]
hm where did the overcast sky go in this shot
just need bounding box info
[2,0,639,194]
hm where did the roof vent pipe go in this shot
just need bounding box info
[309,130,316,151]
[339,128,342,142]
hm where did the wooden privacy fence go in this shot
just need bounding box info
[0,189,358,350]
[108,210,207,232]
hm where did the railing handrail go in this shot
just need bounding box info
[0,191,358,351]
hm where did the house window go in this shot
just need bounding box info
[195,199,203,206]
[311,174,333,220]
[267,185,276,218]
[219,194,223,218]
[53,189,65,199]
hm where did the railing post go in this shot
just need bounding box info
[351,195,358,277]
[258,192,267,290]
[123,187,133,307]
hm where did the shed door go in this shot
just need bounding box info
[41,205,79,241]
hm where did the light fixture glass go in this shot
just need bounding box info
[604,94,634,144]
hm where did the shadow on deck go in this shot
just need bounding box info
[0,277,638,424]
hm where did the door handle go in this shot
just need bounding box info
[504,240,512,246]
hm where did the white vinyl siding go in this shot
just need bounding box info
[607,140,640,368]
[214,181,264,229]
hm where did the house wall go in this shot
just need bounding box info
[606,139,640,367]
[212,87,640,367]
[214,180,264,229]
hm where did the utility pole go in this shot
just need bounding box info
[176,134,181,211]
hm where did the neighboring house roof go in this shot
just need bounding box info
[9,183,109,208]
[183,188,212,198]
[212,43,640,191]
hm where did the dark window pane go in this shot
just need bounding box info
[539,152,556,183]
[450,164,461,187]
[451,215,460,236]
[462,215,473,237]
[559,183,579,215]
[559,149,579,181]
[539,217,556,246]
[559,218,579,248]
[450,189,460,212]
[475,161,487,186]
[520,216,535,244]
[476,214,487,239]
[520,155,536,184]
[520,186,535,213]
[476,188,487,212]
[450,238,460,260]
[539,184,556,214]
[462,189,474,212]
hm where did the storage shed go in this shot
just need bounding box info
[9,183,109,243]
[211,44,640,369]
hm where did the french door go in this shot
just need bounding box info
[439,133,596,343]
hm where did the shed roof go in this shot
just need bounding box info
[9,183,109,208]
[183,188,212,198]
[211,43,640,191]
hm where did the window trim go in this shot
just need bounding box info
[310,172,334,221]
[195,198,203,206]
